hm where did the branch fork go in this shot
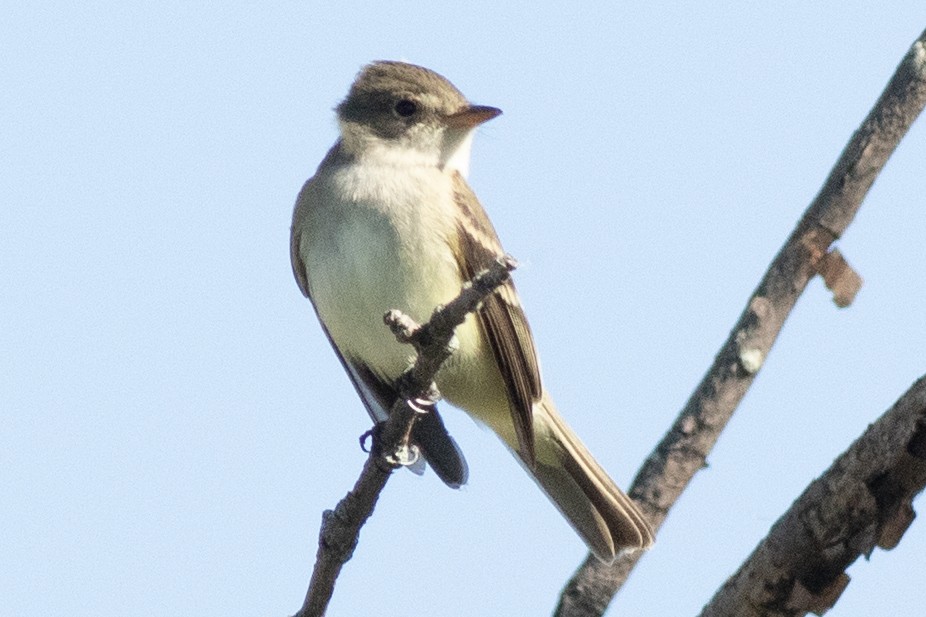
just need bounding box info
[294,255,517,617]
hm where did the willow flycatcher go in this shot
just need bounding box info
[290,61,653,561]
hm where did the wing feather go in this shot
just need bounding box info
[450,172,542,464]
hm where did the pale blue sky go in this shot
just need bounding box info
[3,4,926,616]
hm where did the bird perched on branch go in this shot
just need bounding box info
[290,61,653,561]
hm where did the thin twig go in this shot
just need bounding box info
[555,27,926,617]
[294,256,517,617]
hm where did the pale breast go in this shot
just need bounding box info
[300,160,477,384]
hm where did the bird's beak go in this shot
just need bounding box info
[445,105,502,129]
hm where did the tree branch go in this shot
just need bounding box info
[293,256,517,617]
[699,375,926,617]
[555,27,926,617]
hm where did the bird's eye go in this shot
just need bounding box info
[394,99,417,117]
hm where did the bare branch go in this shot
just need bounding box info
[699,376,926,617]
[555,27,926,617]
[293,256,517,617]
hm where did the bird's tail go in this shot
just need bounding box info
[527,394,654,562]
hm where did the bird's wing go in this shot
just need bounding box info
[449,172,543,465]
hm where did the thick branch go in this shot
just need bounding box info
[293,256,516,617]
[699,376,926,617]
[556,28,926,617]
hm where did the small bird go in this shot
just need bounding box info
[290,61,653,561]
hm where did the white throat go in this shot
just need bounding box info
[441,131,475,178]
[341,123,476,179]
